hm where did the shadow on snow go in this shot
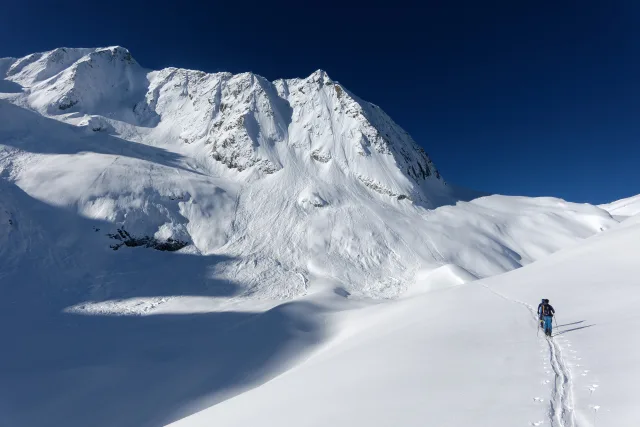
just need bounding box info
[553,324,595,336]
[0,181,327,427]
[0,302,324,427]
[556,320,585,328]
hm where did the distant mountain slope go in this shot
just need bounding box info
[599,194,640,217]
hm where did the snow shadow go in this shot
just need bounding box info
[0,181,237,312]
[0,100,200,175]
[553,324,595,336]
[0,302,325,427]
[556,320,586,328]
[0,181,327,427]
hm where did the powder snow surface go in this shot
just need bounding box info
[1,46,638,427]
[599,194,640,218]
[171,214,640,427]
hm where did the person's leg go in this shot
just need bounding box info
[544,316,552,335]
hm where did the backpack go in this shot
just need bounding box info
[541,303,554,317]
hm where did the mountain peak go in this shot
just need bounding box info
[92,46,137,63]
[308,69,332,82]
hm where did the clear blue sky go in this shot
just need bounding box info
[2,0,638,204]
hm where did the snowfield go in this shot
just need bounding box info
[0,46,638,427]
[599,194,640,218]
[170,213,640,427]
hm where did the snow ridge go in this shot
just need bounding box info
[4,47,444,198]
[599,194,640,217]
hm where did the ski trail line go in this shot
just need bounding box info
[481,284,576,427]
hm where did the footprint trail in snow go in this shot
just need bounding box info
[482,284,576,427]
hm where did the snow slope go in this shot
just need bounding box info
[0,46,637,427]
[599,194,640,218]
[171,213,640,427]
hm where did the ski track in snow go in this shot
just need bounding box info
[482,284,576,427]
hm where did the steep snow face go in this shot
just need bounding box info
[140,67,442,202]
[7,47,148,118]
[144,68,288,174]
[6,47,95,87]
[273,70,441,202]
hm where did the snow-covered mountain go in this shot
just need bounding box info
[1,46,638,427]
[0,46,618,302]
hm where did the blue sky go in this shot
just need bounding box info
[2,0,638,204]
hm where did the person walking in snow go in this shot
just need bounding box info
[537,299,546,328]
[539,299,555,336]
